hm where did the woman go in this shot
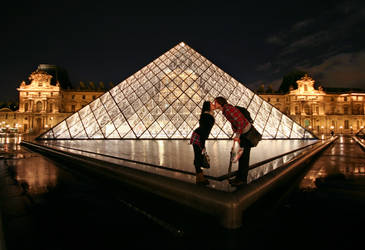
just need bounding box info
[190,101,215,185]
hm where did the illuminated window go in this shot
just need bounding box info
[304,104,311,115]
[36,101,42,112]
[345,120,349,129]
[344,106,348,114]
[304,119,310,127]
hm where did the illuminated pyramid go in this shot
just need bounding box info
[38,42,316,140]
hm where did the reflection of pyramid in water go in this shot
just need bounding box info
[38,42,316,140]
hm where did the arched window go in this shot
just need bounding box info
[304,119,310,128]
[36,101,43,112]
[304,104,312,115]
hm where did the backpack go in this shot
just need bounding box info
[235,105,262,147]
[235,106,253,123]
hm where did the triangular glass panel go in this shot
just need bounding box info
[172,130,184,139]
[124,130,136,139]
[91,128,104,139]
[106,129,121,139]
[140,129,152,139]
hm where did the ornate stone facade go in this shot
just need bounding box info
[0,67,104,134]
[260,75,365,135]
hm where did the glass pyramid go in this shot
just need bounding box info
[38,42,316,140]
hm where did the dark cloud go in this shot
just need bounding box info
[299,50,365,88]
[258,0,365,90]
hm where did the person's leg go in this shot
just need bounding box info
[238,144,251,183]
[232,135,251,186]
[193,144,203,174]
[193,144,209,185]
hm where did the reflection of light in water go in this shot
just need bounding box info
[15,157,58,195]
[157,140,165,166]
[340,136,344,143]
[0,134,58,194]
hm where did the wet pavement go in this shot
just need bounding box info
[0,135,365,250]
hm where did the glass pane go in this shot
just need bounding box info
[53,121,70,138]
[69,120,85,138]
[66,113,80,129]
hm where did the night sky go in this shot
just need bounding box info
[1,0,364,101]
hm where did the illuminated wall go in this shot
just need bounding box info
[38,42,315,140]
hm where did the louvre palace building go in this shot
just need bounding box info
[260,74,365,136]
[0,64,104,134]
[1,58,364,137]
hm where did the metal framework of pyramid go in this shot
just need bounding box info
[38,42,316,140]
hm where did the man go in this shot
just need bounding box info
[214,96,252,186]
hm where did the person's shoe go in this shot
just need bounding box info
[196,172,209,185]
[232,148,244,163]
[229,177,244,187]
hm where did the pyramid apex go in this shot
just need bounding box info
[179,42,186,47]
